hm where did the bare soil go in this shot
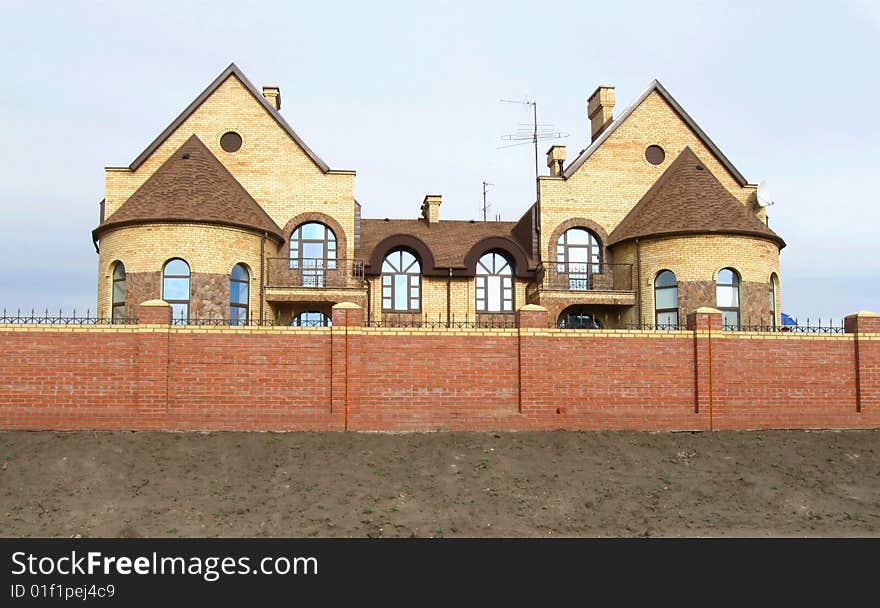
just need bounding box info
[1,429,879,537]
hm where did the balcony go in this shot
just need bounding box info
[528,261,636,308]
[537,261,633,291]
[265,257,365,290]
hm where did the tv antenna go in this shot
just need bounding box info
[500,97,568,203]
[756,180,775,207]
[481,181,494,222]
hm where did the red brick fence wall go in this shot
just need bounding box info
[0,302,877,432]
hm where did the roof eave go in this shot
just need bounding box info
[608,229,786,250]
[92,218,285,245]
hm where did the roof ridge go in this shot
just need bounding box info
[126,63,331,173]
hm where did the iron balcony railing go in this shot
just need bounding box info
[535,261,634,292]
[265,257,365,290]
[366,312,518,329]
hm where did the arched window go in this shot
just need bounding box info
[654,270,678,327]
[162,259,190,324]
[230,264,249,325]
[111,262,126,323]
[556,227,601,290]
[769,273,778,329]
[290,222,337,287]
[382,249,421,312]
[558,306,603,329]
[716,268,741,330]
[292,311,332,327]
[475,252,514,313]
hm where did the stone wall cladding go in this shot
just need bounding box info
[97,223,263,318]
[635,235,779,326]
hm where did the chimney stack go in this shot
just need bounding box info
[421,194,441,224]
[546,145,566,176]
[262,86,281,110]
[587,86,615,141]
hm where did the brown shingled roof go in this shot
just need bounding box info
[93,135,284,243]
[607,147,785,248]
[358,218,537,277]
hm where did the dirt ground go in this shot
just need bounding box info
[1,429,879,537]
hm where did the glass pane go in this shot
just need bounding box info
[230,281,248,304]
[568,247,588,264]
[299,223,326,240]
[716,285,739,308]
[113,263,125,280]
[302,242,324,259]
[475,277,485,290]
[718,269,737,285]
[400,251,416,271]
[382,275,391,286]
[487,275,501,311]
[655,286,678,310]
[656,311,678,326]
[164,259,189,276]
[170,303,188,323]
[229,306,248,325]
[655,270,676,288]
[383,297,392,309]
[565,228,589,244]
[722,310,739,329]
[394,274,407,309]
[231,264,248,281]
[163,277,189,300]
[112,280,125,303]
[112,305,125,323]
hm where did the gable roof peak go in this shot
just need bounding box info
[562,79,748,186]
[126,62,331,174]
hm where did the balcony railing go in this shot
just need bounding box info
[265,257,365,290]
[535,261,634,291]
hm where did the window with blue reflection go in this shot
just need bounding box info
[230,263,249,325]
[162,259,190,324]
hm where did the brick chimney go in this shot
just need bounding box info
[421,194,441,224]
[587,86,615,141]
[546,145,566,176]
[262,86,281,110]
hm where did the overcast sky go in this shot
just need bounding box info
[0,0,877,321]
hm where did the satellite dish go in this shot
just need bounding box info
[756,180,774,207]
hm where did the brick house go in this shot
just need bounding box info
[93,63,784,329]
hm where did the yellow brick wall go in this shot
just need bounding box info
[635,235,780,324]
[365,275,529,323]
[103,74,356,260]
[538,89,765,262]
[96,223,263,317]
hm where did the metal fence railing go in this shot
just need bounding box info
[0,309,134,325]
[0,308,850,334]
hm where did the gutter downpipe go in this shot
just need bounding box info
[635,237,642,326]
[259,232,266,323]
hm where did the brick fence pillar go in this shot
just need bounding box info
[845,311,880,414]
[136,300,171,415]
[138,299,172,325]
[687,307,722,429]
[331,302,363,430]
[517,305,549,414]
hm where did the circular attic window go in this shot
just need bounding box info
[220,131,243,153]
[645,145,665,165]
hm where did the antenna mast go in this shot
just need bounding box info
[500,98,568,203]
[482,181,494,222]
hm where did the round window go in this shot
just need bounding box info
[220,131,242,153]
[645,145,665,165]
